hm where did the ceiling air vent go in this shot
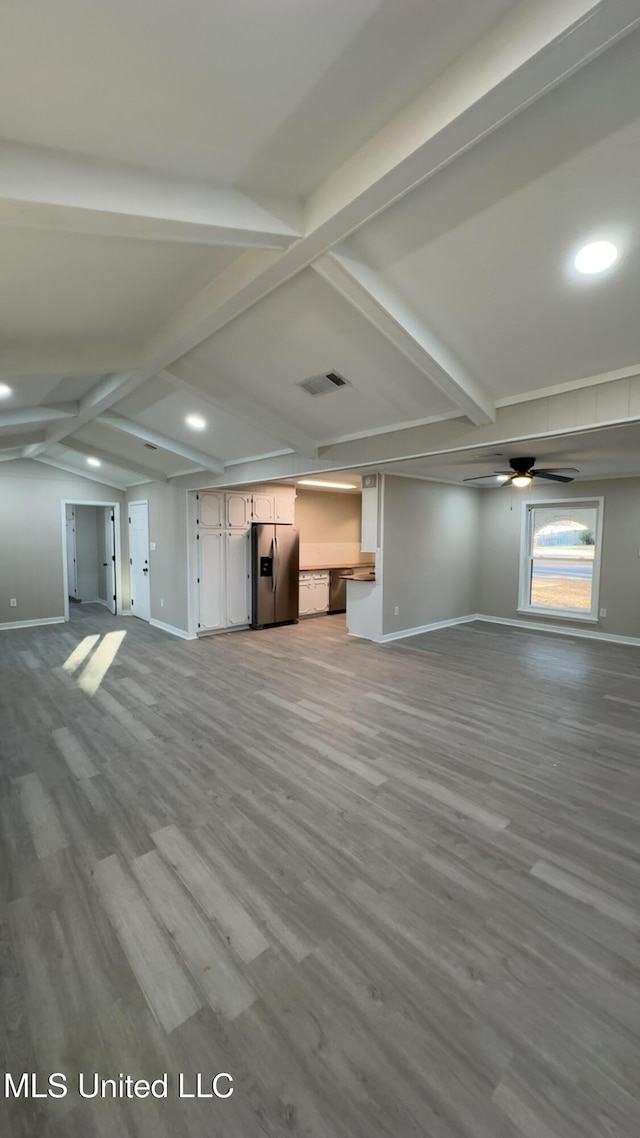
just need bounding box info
[297,370,351,397]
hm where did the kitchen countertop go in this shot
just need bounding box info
[299,563,375,572]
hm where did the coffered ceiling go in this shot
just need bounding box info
[1,0,640,488]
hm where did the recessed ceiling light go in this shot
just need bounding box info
[297,479,357,490]
[185,414,206,430]
[0,383,12,398]
[574,240,618,275]
[86,457,101,467]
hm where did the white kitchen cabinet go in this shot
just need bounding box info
[198,528,250,632]
[225,531,251,627]
[361,484,378,552]
[198,531,225,630]
[298,570,329,616]
[298,573,313,616]
[226,492,252,529]
[252,494,275,522]
[198,491,224,528]
[274,495,295,524]
[252,491,296,523]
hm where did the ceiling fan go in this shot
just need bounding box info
[463,456,579,488]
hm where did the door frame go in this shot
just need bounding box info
[128,499,151,623]
[61,500,123,621]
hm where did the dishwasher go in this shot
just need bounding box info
[328,568,354,614]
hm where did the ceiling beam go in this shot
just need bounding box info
[59,439,168,484]
[312,251,495,426]
[0,402,78,428]
[0,143,301,250]
[160,364,319,458]
[96,412,224,474]
[32,454,129,489]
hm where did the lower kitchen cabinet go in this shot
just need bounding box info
[298,570,330,616]
[198,529,251,632]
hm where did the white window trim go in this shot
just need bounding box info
[517,497,604,623]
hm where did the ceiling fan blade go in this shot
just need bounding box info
[462,473,509,482]
[532,471,574,483]
[532,467,579,474]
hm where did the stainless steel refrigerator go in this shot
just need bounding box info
[251,523,299,628]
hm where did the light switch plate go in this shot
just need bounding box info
[150,542,157,551]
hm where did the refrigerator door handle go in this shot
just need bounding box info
[272,534,278,593]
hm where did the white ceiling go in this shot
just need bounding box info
[176,268,457,438]
[1,0,517,192]
[0,229,239,353]
[2,2,640,487]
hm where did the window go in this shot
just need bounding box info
[518,499,603,622]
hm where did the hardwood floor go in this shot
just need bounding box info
[1,605,639,1136]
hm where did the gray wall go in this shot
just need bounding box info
[381,475,480,636]
[295,489,361,543]
[0,460,127,625]
[129,483,189,631]
[477,477,640,639]
[75,505,99,603]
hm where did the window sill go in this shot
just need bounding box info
[517,608,598,625]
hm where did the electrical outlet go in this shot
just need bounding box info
[599,607,607,618]
[394,605,399,616]
[160,598,164,607]
[9,598,17,607]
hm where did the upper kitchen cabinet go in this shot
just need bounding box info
[252,493,275,522]
[226,492,252,529]
[198,491,224,528]
[251,489,296,523]
[274,495,295,524]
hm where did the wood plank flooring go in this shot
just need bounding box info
[1,605,640,1136]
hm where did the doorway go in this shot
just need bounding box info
[62,500,123,620]
[128,500,151,622]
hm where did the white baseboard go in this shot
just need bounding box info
[377,614,478,643]
[0,616,65,632]
[375,612,640,650]
[474,613,640,648]
[149,617,195,640]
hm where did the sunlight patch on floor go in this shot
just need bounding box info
[62,634,100,675]
[64,631,127,695]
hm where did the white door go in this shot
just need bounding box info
[198,531,225,630]
[65,505,78,598]
[225,531,251,627]
[129,501,150,622]
[103,508,117,615]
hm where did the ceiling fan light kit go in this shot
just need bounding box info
[463,457,579,488]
